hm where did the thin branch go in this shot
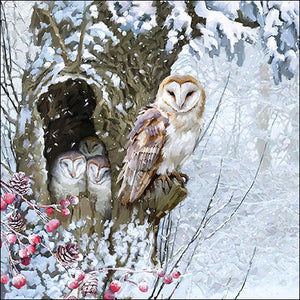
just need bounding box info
[0,70,19,112]
[0,161,12,174]
[1,2,12,73]
[1,104,17,124]
[152,160,223,299]
[204,142,267,241]
[195,71,231,151]
[234,247,257,299]
[34,7,70,65]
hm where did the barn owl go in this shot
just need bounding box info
[79,136,107,158]
[87,155,112,219]
[117,74,206,205]
[50,151,86,202]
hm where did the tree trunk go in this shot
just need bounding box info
[13,3,190,287]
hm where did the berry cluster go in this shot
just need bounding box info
[1,173,80,290]
[1,172,182,299]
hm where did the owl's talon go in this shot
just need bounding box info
[158,174,173,190]
[171,171,189,186]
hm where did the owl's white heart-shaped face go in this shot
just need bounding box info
[87,156,111,185]
[79,136,105,158]
[59,155,86,180]
[161,81,201,113]
[156,74,205,114]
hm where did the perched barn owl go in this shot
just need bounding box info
[117,74,206,205]
[50,151,86,202]
[79,136,107,158]
[87,155,112,219]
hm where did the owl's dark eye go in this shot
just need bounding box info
[168,90,175,96]
[187,91,194,97]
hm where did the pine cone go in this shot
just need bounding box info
[56,243,79,266]
[8,172,30,196]
[7,213,25,232]
[79,273,98,297]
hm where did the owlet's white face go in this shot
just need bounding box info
[79,136,105,158]
[59,156,86,180]
[159,81,201,113]
[87,159,110,185]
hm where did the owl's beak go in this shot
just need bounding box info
[87,143,93,154]
[177,97,185,110]
[70,168,76,178]
[96,177,102,183]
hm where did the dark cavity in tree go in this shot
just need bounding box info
[37,78,97,188]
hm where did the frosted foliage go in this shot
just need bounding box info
[107,1,157,35]
[1,1,33,180]
[163,40,298,299]
[240,1,299,84]
[192,1,299,83]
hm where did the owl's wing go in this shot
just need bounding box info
[117,105,169,204]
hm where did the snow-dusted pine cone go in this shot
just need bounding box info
[79,273,98,297]
[8,172,30,196]
[56,243,79,266]
[7,213,25,232]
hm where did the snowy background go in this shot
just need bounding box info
[1,1,299,299]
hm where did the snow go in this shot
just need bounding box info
[1,1,299,299]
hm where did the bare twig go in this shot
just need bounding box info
[195,71,231,151]
[234,247,257,299]
[34,7,70,65]
[0,82,18,113]
[1,104,17,124]
[204,142,267,241]
[151,160,224,299]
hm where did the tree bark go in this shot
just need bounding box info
[14,2,189,276]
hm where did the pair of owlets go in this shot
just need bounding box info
[49,136,111,218]
[50,74,206,217]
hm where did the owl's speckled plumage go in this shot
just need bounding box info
[117,74,206,205]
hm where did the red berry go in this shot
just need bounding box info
[12,274,26,289]
[1,274,9,284]
[46,207,54,215]
[28,234,41,245]
[61,208,70,217]
[75,270,85,282]
[104,289,115,299]
[163,275,173,284]
[171,269,181,279]
[110,280,121,292]
[3,193,15,204]
[1,199,7,210]
[21,257,31,266]
[69,196,79,205]
[138,281,149,292]
[19,248,28,258]
[26,244,36,255]
[6,233,17,244]
[60,198,70,208]
[157,268,166,277]
[67,280,79,290]
[46,219,60,232]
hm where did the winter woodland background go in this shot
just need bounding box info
[1,1,299,299]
